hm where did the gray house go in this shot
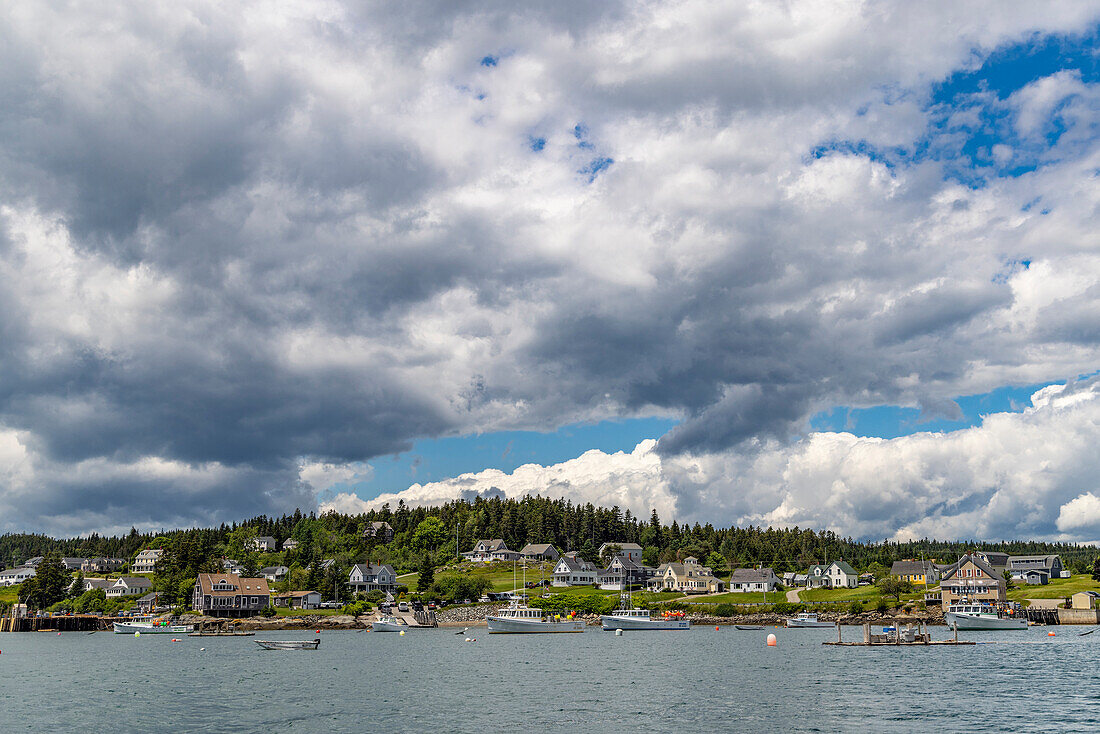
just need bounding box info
[348,563,397,593]
[1007,555,1065,579]
[520,543,560,562]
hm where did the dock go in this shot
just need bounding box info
[823,622,975,647]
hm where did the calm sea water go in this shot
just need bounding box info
[2,625,1099,732]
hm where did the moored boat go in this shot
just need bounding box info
[601,608,689,631]
[785,612,833,628]
[945,602,1027,630]
[114,618,194,634]
[735,625,765,630]
[371,615,407,632]
[255,638,321,650]
[486,604,585,633]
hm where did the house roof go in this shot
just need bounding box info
[730,568,776,583]
[976,552,1009,565]
[830,561,857,575]
[556,555,594,573]
[940,554,998,581]
[891,561,937,576]
[350,563,395,578]
[274,590,320,599]
[137,592,159,602]
[254,536,276,543]
[260,566,288,574]
[1008,555,1060,567]
[197,573,270,597]
[599,542,642,552]
[471,539,507,551]
[83,578,111,589]
[521,543,557,554]
[114,576,152,588]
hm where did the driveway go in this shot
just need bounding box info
[786,589,801,602]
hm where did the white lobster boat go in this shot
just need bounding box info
[371,615,407,632]
[945,603,1027,630]
[113,618,194,634]
[601,608,690,631]
[486,604,585,633]
[255,638,321,650]
[784,612,833,628]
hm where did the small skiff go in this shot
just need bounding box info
[255,638,321,650]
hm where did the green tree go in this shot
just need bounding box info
[412,518,448,551]
[33,556,70,608]
[70,570,85,597]
[416,555,435,593]
[599,544,622,565]
[73,588,107,614]
[866,562,889,581]
[876,576,913,603]
[1092,557,1100,582]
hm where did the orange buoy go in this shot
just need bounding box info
[1048,631,1056,637]
[715,626,720,631]
[767,633,777,647]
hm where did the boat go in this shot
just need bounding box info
[601,607,689,631]
[785,612,833,628]
[735,625,765,630]
[371,615,408,632]
[113,618,194,634]
[255,639,321,650]
[945,602,1027,630]
[486,604,586,633]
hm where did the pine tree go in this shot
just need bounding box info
[417,554,435,593]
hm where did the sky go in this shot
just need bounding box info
[1,1,1099,542]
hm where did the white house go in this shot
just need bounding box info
[729,567,780,593]
[598,542,642,563]
[107,576,153,598]
[282,539,299,551]
[249,536,277,552]
[0,566,36,587]
[462,539,520,563]
[552,553,598,586]
[261,565,289,582]
[647,558,725,594]
[819,561,858,589]
[348,563,397,593]
[132,549,163,574]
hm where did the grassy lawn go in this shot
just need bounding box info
[0,585,19,604]
[438,562,556,592]
[687,592,771,604]
[800,585,885,602]
[1007,574,1100,601]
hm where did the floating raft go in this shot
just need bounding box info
[825,640,974,647]
[189,631,256,636]
[823,621,974,647]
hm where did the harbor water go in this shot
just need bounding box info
[2,625,1099,732]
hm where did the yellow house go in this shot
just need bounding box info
[889,560,939,586]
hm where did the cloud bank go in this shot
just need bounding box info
[1,2,1099,535]
[325,380,1100,542]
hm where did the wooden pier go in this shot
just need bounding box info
[1,615,113,633]
[188,619,255,636]
[823,622,975,647]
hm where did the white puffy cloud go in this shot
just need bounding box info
[339,381,1100,542]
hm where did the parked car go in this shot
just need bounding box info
[320,601,342,609]
[427,602,436,610]
[411,600,423,612]
[398,601,409,612]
